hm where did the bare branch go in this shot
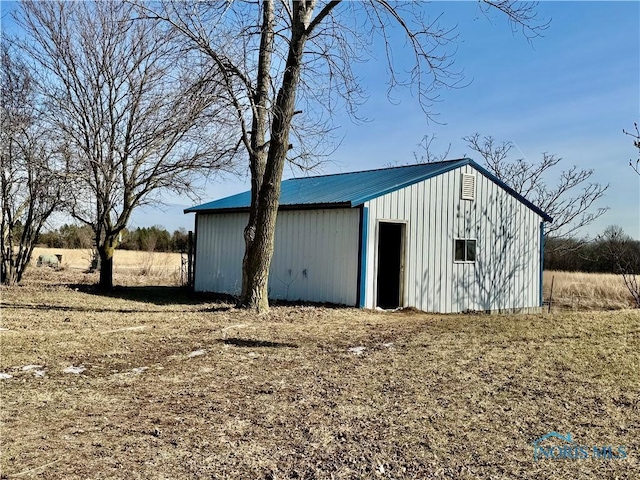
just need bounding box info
[480,1,550,40]
[465,133,609,238]
[623,122,640,175]
[413,134,451,164]
[307,1,341,34]
[597,226,640,307]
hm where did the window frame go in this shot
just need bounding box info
[454,238,477,263]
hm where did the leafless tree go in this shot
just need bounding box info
[141,0,547,311]
[465,133,608,239]
[598,225,640,308]
[0,40,64,285]
[619,125,639,305]
[15,1,239,290]
[624,123,640,175]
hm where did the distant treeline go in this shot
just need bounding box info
[545,226,640,274]
[38,224,190,253]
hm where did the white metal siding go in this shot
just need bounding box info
[194,208,360,305]
[364,165,543,313]
[194,213,246,295]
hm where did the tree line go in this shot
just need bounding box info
[545,226,640,274]
[37,224,190,253]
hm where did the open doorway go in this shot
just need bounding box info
[376,222,405,309]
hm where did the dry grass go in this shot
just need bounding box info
[544,270,636,311]
[30,247,183,286]
[1,270,638,479]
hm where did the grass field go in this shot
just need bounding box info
[1,269,638,479]
[543,270,636,311]
[30,247,184,286]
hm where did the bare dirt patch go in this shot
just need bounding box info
[1,271,639,479]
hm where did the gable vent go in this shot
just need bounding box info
[461,173,476,201]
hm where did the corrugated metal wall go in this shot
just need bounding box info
[363,164,543,313]
[194,208,360,305]
[194,212,246,295]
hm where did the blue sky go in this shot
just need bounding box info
[3,1,638,239]
[159,0,638,239]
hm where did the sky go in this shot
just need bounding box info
[148,1,639,240]
[3,1,639,239]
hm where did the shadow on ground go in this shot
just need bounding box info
[70,284,236,308]
[217,337,299,348]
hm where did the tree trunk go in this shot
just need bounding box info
[1,229,16,285]
[239,0,274,304]
[240,227,274,312]
[239,2,312,312]
[1,242,34,286]
[97,238,116,290]
[1,259,16,286]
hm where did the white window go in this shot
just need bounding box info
[454,239,476,262]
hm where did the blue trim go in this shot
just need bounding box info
[539,222,545,307]
[358,207,369,308]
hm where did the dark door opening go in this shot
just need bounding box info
[376,222,404,309]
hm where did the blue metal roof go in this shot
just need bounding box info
[185,158,553,222]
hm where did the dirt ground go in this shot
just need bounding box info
[1,269,639,479]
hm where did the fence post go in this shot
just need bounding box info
[187,231,194,289]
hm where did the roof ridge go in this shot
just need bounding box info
[282,158,470,182]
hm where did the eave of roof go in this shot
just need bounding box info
[185,158,553,223]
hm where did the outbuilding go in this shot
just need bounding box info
[185,158,552,313]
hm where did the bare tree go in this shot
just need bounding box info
[598,226,640,308]
[0,40,64,285]
[142,0,547,311]
[15,1,239,290]
[624,122,640,175]
[465,133,608,239]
